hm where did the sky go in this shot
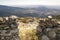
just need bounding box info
[0,0,60,6]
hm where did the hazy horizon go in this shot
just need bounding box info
[0,0,60,6]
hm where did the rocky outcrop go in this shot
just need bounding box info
[0,17,20,40]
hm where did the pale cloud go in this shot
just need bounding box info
[0,0,60,6]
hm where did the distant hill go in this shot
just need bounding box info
[0,5,60,17]
[53,15,60,19]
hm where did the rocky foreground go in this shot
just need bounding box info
[0,15,60,40]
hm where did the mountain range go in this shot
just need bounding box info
[0,5,60,17]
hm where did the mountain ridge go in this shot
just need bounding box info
[0,5,60,17]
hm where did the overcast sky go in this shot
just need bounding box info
[0,0,60,6]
